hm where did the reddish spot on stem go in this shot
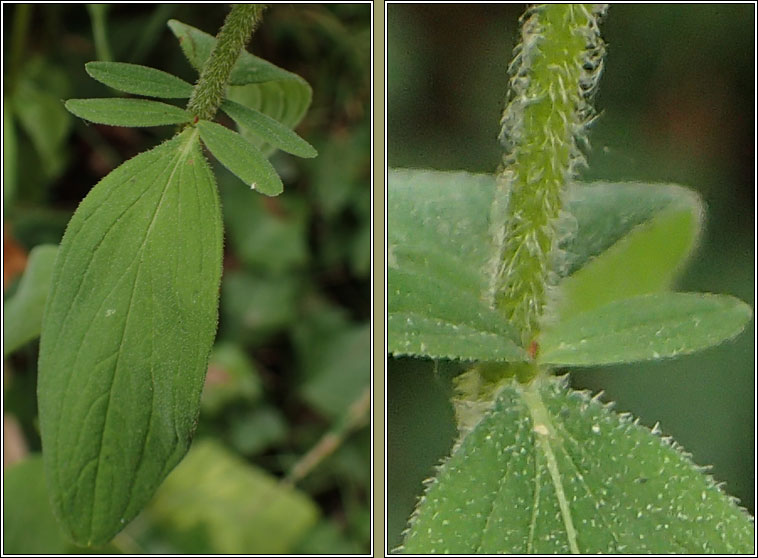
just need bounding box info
[193,115,199,124]
[528,340,539,360]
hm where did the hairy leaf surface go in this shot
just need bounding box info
[85,61,194,98]
[38,127,223,545]
[168,19,312,156]
[401,376,754,554]
[220,99,317,158]
[387,169,705,362]
[539,293,752,366]
[198,119,282,196]
[65,98,192,127]
[4,244,58,356]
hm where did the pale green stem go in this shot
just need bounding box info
[488,4,607,362]
[186,4,266,121]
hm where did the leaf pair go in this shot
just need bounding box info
[387,169,751,368]
[65,20,316,196]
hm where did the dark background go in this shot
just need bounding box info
[388,3,755,549]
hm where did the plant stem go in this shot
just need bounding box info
[488,4,607,356]
[186,4,266,121]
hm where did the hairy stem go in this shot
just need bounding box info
[488,4,607,356]
[186,4,266,121]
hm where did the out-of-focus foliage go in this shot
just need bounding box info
[387,3,754,550]
[3,4,370,554]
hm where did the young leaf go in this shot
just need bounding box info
[65,98,192,127]
[85,61,193,98]
[401,375,754,554]
[3,244,58,356]
[197,119,282,196]
[556,182,703,320]
[37,127,223,546]
[538,293,752,366]
[220,99,317,158]
[168,19,312,155]
[388,169,524,361]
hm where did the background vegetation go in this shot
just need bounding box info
[387,3,754,548]
[3,3,370,554]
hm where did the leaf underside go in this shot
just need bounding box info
[37,127,223,545]
[387,169,711,364]
[401,375,755,554]
[538,292,752,366]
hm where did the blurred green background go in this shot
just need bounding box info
[388,3,754,549]
[3,3,370,554]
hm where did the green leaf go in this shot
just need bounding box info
[85,61,193,98]
[557,182,703,320]
[65,98,192,127]
[168,19,312,156]
[387,169,710,363]
[37,127,223,546]
[220,99,317,158]
[197,119,282,196]
[388,169,526,361]
[3,456,69,554]
[146,439,319,554]
[3,244,58,356]
[538,293,752,366]
[401,375,754,554]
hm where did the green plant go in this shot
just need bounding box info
[8,4,320,547]
[388,4,754,554]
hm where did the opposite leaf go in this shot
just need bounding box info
[3,244,58,356]
[401,375,754,554]
[538,292,752,366]
[168,18,312,156]
[38,127,223,546]
[85,61,194,99]
[197,119,282,196]
[65,98,192,127]
[220,99,317,158]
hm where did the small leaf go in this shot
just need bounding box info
[38,127,223,545]
[197,119,282,196]
[3,244,58,356]
[85,61,193,98]
[65,98,192,127]
[538,293,752,366]
[401,376,755,554]
[220,99,316,158]
[388,169,524,361]
[556,182,703,320]
[146,439,319,554]
[168,19,312,156]
[167,19,307,86]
